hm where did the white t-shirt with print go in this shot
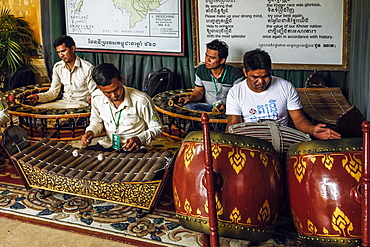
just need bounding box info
[226,76,302,126]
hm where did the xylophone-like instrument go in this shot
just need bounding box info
[152,89,228,139]
[10,137,174,210]
[4,84,95,141]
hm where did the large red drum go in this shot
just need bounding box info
[286,138,363,247]
[172,131,283,242]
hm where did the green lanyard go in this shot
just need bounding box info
[211,67,227,96]
[109,105,123,132]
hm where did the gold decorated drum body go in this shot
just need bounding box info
[172,131,283,242]
[286,138,362,247]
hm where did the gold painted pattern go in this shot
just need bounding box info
[184,199,192,215]
[257,200,271,226]
[196,208,201,215]
[211,144,222,160]
[292,152,362,183]
[293,156,306,183]
[291,210,303,231]
[260,153,268,167]
[342,153,362,182]
[204,195,224,216]
[183,142,277,175]
[230,207,242,224]
[228,147,247,174]
[322,154,334,170]
[307,219,318,235]
[183,143,196,168]
[332,207,354,237]
[173,186,180,209]
[300,207,360,237]
[20,163,160,209]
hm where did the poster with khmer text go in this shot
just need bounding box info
[65,0,184,55]
[195,0,349,70]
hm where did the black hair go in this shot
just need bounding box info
[243,48,272,73]
[206,39,229,60]
[53,35,76,49]
[92,63,121,86]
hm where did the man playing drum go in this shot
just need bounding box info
[27,35,97,107]
[178,39,244,113]
[226,48,341,140]
[81,63,163,153]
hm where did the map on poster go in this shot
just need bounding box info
[65,0,183,55]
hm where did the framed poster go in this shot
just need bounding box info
[64,0,185,56]
[192,0,350,70]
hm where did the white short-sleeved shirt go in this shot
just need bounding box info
[226,76,302,126]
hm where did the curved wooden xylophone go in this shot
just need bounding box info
[9,137,174,210]
[4,84,95,141]
[152,89,228,139]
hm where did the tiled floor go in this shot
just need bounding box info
[0,217,135,247]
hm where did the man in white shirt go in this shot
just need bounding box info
[27,35,96,107]
[81,63,163,153]
[226,48,341,140]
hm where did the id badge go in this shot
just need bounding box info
[112,134,121,149]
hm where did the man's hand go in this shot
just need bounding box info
[26,94,39,106]
[313,123,341,140]
[217,103,226,113]
[178,96,191,106]
[87,95,92,104]
[123,137,141,152]
[81,131,94,146]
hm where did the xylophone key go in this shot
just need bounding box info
[20,140,60,166]
[12,138,50,160]
[142,151,172,182]
[48,147,83,175]
[32,142,70,170]
[72,151,104,180]
[110,152,145,183]
[131,152,162,182]
[57,149,95,177]
[120,152,153,182]
[83,152,117,181]
[100,152,136,182]
[42,147,77,173]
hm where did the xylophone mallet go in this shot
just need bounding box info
[72,145,87,158]
[95,143,128,161]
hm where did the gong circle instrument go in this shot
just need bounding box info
[172,131,283,242]
[152,89,228,139]
[286,138,363,247]
[4,84,95,141]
